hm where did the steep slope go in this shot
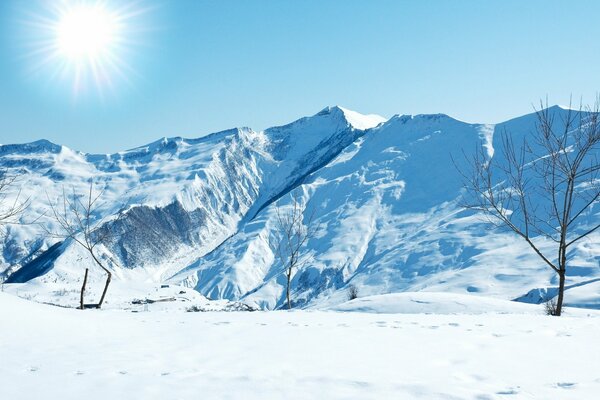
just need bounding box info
[1,107,384,287]
[172,113,493,307]
[173,108,600,310]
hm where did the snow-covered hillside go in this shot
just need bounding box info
[2,106,600,310]
[1,106,376,283]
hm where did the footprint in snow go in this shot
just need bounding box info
[28,366,38,372]
[118,371,128,375]
[160,372,170,376]
[556,382,576,389]
[496,387,520,395]
[75,371,85,376]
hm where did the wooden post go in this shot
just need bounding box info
[80,268,88,310]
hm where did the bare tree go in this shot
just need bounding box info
[461,100,600,316]
[0,169,28,228]
[44,181,120,309]
[0,169,29,282]
[272,190,317,310]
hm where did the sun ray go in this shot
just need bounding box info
[20,0,149,100]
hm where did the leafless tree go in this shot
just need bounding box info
[461,99,600,316]
[0,169,28,229]
[44,181,121,309]
[272,190,317,310]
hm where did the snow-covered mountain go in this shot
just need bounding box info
[2,106,600,309]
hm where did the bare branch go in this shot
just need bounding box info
[271,189,317,309]
[458,97,600,316]
[41,180,125,309]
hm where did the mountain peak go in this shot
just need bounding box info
[317,106,387,130]
[387,112,461,126]
[550,104,580,112]
[0,139,62,156]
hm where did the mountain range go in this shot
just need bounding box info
[2,105,600,310]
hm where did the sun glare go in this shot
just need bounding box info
[23,1,148,98]
[56,4,119,61]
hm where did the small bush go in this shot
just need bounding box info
[347,284,359,301]
[544,298,559,316]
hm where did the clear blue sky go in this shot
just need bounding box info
[0,0,599,153]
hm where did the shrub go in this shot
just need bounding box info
[544,298,559,316]
[347,284,359,301]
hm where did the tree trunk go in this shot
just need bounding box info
[555,270,566,316]
[89,251,112,309]
[97,271,111,309]
[286,269,291,310]
[80,268,88,310]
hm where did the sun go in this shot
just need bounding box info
[55,4,119,62]
[22,1,149,98]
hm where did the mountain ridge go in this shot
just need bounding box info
[3,105,600,310]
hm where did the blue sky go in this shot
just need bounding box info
[0,0,599,153]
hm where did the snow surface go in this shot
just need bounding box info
[330,292,544,314]
[1,280,252,312]
[1,291,600,400]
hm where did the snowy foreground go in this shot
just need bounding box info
[1,292,600,400]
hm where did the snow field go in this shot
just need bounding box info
[1,292,599,400]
